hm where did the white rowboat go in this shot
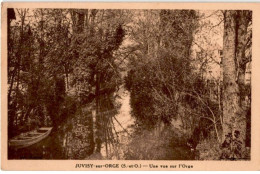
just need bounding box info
[9,127,53,149]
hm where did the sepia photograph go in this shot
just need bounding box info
[1,2,260,171]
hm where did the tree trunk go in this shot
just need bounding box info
[235,11,251,148]
[222,11,242,141]
[236,11,250,106]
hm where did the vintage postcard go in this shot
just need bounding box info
[1,2,260,171]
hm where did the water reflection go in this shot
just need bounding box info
[8,89,134,160]
[100,90,135,159]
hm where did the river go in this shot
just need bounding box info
[8,89,135,160]
[8,88,196,160]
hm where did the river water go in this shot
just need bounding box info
[8,89,135,160]
[8,88,196,160]
[100,90,135,159]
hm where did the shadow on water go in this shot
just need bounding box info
[8,90,196,160]
[8,130,65,159]
[8,128,196,160]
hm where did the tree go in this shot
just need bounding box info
[125,10,200,133]
[68,9,126,153]
[222,10,252,153]
[8,9,29,137]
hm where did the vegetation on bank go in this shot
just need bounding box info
[8,9,251,160]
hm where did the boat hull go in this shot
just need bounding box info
[9,127,53,149]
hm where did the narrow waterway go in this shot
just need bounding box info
[99,89,135,159]
[8,88,135,160]
[8,88,196,160]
